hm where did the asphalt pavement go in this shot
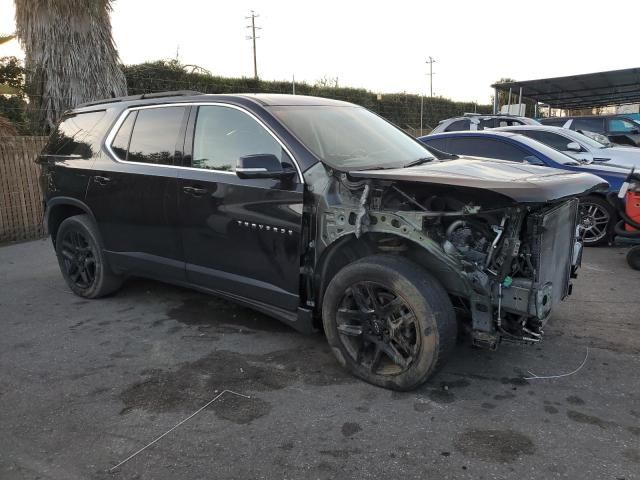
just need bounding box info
[0,239,638,479]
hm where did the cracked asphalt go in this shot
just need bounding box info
[0,239,638,479]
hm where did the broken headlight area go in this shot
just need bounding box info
[389,185,580,348]
[317,175,582,350]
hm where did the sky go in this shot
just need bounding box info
[2,0,640,104]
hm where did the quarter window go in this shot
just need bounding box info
[45,111,106,158]
[125,107,187,165]
[110,111,137,161]
[191,105,288,171]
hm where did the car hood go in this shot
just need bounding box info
[349,156,608,203]
[592,146,640,169]
[575,159,630,177]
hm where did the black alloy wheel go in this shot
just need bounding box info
[336,281,419,376]
[55,214,122,298]
[59,229,97,289]
[322,255,457,390]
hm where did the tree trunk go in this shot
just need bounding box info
[14,0,127,132]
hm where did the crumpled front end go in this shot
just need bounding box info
[468,199,581,348]
[308,164,585,349]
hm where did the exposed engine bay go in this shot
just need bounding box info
[306,164,583,349]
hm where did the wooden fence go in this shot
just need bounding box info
[0,136,49,243]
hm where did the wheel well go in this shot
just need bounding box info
[313,233,453,325]
[47,204,86,246]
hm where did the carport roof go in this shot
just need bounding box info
[491,68,640,109]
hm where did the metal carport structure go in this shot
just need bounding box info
[491,67,640,113]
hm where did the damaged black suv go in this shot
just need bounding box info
[38,92,606,390]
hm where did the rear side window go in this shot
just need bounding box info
[540,118,566,127]
[446,137,531,162]
[496,119,524,127]
[444,119,471,132]
[125,107,187,165]
[45,111,106,158]
[422,138,449,152]
[571,117,605,133]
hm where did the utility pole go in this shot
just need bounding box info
[421,56,436,134]
[426,56,436,97]
[246,10,261,80]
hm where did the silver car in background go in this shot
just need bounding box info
[495,125,639,170]
[430,113,540,134]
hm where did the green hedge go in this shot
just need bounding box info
[123,60,492,131]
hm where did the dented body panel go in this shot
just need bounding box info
[351,157,609,203]
[305,159,602,347]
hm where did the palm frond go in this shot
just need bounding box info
[0,33,16,45]
[14,0,127,130]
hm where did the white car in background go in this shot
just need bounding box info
[430,114,540,134]
[495,125,639,170]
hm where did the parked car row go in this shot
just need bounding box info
[424,112,640,246]
[39,92,605,390]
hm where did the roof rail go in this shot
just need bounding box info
[77,90,203,109]
[140,90,203,99]
[462,112,521,118]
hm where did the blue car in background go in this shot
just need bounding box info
[419,130,630,246]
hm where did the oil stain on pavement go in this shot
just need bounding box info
[454,429,535,463]
[119,344,355,423]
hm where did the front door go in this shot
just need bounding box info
[178,104,304,311]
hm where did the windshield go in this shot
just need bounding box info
[270,105,435,170]
[560,128,609,149]
[517,135,581,165]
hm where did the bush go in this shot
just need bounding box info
[123,60,492,131]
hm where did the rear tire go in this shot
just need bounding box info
[322,255,457,391]
[55,214,122,298]
[628,246,640,271]
[578,195,615,247]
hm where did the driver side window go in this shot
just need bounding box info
[192,105,289,171]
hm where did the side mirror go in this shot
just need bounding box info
[566,142,583,152]
[235,154,296,180]
[524,155,545,166]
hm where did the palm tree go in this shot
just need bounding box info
[14,0,127,131]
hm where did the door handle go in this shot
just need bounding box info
[182,186,208,196]
[94,175,111,185]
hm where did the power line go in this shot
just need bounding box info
[245,10,261,80]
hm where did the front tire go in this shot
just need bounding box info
[322,255,457,391]
[578,195,615,247]
[55,214,122,298]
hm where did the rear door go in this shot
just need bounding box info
[86,105,189,280]
[177,104,304,311]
